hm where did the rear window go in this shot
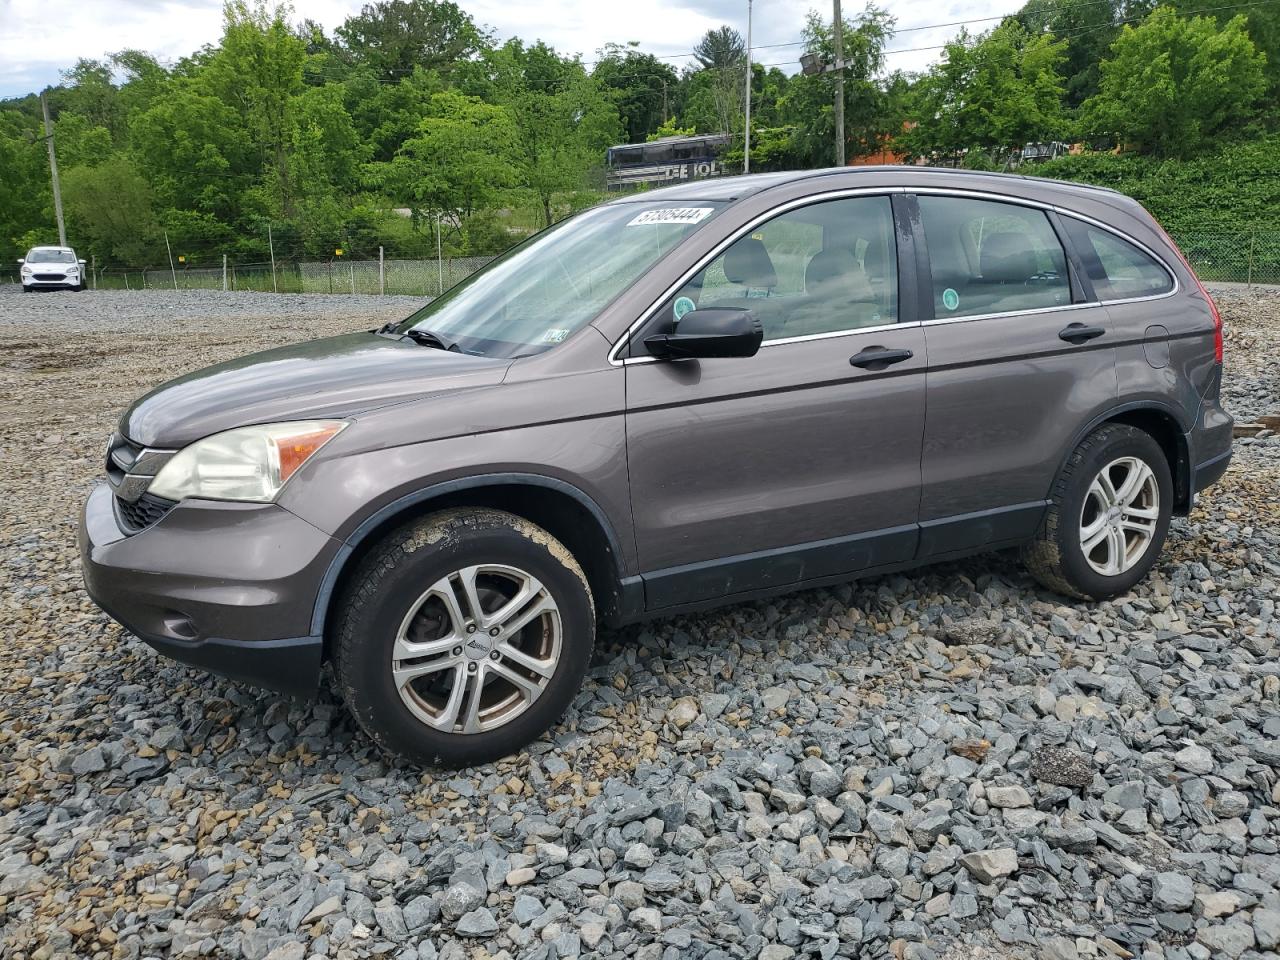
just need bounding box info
[1062,218,1173,301]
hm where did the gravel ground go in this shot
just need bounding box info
[1,286,1279,960]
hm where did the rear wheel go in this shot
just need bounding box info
[1022,423,1172,600]
[334,508,594,766]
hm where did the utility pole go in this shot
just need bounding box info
[743,0,753,174]
[40,91,67,246]
[833,0,845,167]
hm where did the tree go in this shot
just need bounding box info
[61,156,162,263]
[784,7,896,166]
[370,90,516,232]
[336,0,488,81]
[481,41,621,227]
[900,20,1069,165]
[692,27,745,70]
[1082,8,1266,157]
[593,45,679,144]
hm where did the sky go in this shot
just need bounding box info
[0,0,1027,99]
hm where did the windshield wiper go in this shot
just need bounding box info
[402,328,460,351]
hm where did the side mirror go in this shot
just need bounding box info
[16,259,23,265]
[644,308,763,360]
[78,259,86,265]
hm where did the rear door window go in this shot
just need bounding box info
[1062,218,1174,301]
[917,195,1071,319]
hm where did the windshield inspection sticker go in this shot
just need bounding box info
[627,207,714,227]
[942,287,960,311]
[542,328,571,343]
[673,296,696,321]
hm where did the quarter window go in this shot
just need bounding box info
[1063,218,1174,301]
[655,195,898,342]
[918,195,1071,319]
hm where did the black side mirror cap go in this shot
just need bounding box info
[644,308,763,360]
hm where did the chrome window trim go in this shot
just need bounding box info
[609,184,1181,367]
[608,186,905,366]
[907,186,1180,302]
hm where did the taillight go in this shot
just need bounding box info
[1153,220,1222,365]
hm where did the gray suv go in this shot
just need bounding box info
[80,168,1233,765]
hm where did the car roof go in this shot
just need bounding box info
[606,165,1125,204]
[29,246,74,253]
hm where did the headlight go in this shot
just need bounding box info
[20,266,32,275]
[66,265,79,274]
[148,420,347,503]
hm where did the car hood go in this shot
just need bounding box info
[122,332,511,449]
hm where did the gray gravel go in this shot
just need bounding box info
[2,285,1279,960]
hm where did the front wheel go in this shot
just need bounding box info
[1022,423,1172,600]
[333,508,595,766]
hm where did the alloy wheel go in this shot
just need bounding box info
[391,564,561,734]
[1079,456,1160,577]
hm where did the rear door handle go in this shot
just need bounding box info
[849,347,914,370]
[1059,323,1105,345]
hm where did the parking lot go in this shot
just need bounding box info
[1,286,1278,960]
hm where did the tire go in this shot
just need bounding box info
[21,285,31,293]
[1022,423,1172,601]
[334,508,595,766]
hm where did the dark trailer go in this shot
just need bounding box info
[605,133,732,190]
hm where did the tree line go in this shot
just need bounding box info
[1,0,1275,268]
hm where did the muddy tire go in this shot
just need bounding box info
[333,508,594,767]
[1022,423,1172,601]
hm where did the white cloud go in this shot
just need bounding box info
[0,0,1025,98]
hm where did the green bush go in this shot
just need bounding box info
[1038,135,1280,233]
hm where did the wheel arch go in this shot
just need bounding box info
[1058,401,1193,515]
[311,474,636,654]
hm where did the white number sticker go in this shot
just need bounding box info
[626,207,714,227]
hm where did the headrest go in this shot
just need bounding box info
[980,233,1037,283]
[805,249,859,291]
[723,237,777,288]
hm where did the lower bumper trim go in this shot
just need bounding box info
[1192,448,1232,494]
[135,631,323,698]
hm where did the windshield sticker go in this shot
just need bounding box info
[673,296,696,321]
[627,207,714,227]
[542,328,571,343]
[942,287,960,311]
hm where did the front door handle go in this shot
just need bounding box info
[1059,323,1105,345]
[850,346,914,370]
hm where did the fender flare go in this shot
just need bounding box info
[1051,399,1194,510]
[308,472,630,639]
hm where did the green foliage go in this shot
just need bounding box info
[335,0,487,81]
[1,0,1277,268]
[1082,8,1266,157]
[900,20,1070,165]
[692,27,745,70]
[1038,133,1280,232]
[61,156,162,263]
[784,7,895,167]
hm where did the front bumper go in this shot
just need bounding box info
[79,483,341,697]
[23,275,79,288]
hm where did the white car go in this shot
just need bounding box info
[18,246,86,292]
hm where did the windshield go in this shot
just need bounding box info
[396,201,724,358]
[27,249,75,263]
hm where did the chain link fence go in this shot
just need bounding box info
[1168,230,1280,286]
[74,255,496,296]
[4,230,1278,294]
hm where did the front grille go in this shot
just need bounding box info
[117,492,176,532]
[33,273,66,281]
[105,433,176,534]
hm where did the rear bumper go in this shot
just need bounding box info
[79,483,338,697]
